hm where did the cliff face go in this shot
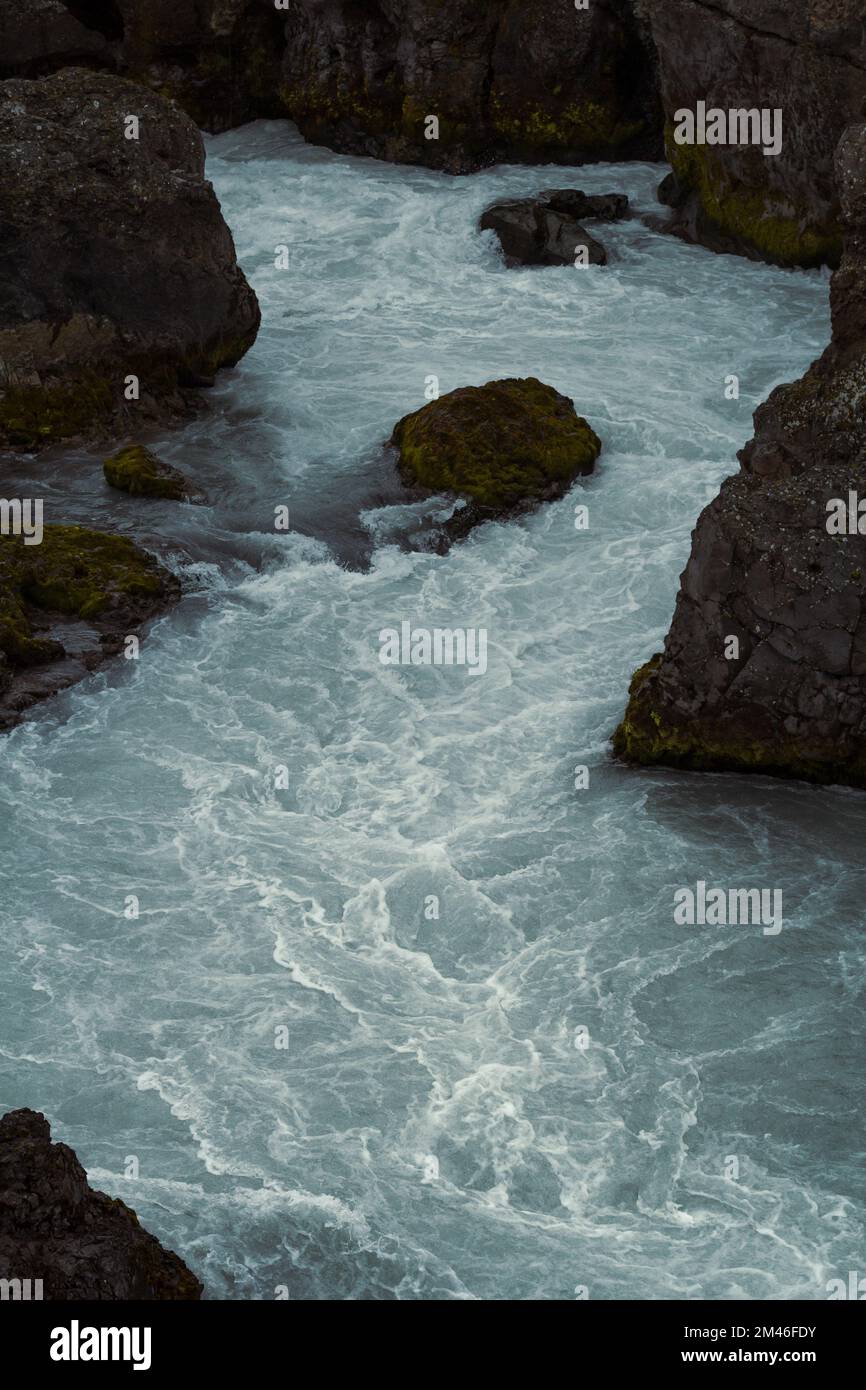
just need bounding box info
[646,0,866,266]
[614,121,866,788]
[0,1109,201,1299]
[279,0,662,172]
[0,67,260,449]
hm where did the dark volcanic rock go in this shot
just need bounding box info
[0,1108,201,1299]
[0,1,288,132]
[392,377,602,544]
[0,67,260,449]
[280,0,662,172]
[0,524,181,730]
[614,121,866,789]
[539,189,630,222]
[645,0,866,266]
[480,199,608,267]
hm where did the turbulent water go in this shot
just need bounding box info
[2,122,862,1301]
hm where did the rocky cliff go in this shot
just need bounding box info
[614,120,866,788]
[0,66,260,449]
[646,0,866,266]
[279,0,661,172]
[0,1109,201,1299]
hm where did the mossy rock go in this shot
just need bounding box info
[391,377,602,514]
[104,445,194,501]
[0,524,177,673]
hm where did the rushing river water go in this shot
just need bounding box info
[2,121,862,1301]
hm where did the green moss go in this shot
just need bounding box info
[0,373,114,449]
[666,131,842,268]
[491,96,644,154]
[392,377,601,511]
[613,652,866,787]
[104,445,188,500]
[0,526,164,666]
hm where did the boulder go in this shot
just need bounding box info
[103,445,199,501]
[644,0,866,266]
[0,524,181,729]
[0,67,260,450]
[392,377,601,541]
[0,1108,201,1300]
[614,121,866,788]
[480,199,608,267]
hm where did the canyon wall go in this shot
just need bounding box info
[615,120,866,787]
[645,0,866,266]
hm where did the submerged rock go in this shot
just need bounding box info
[480,198,608,267]
[0,67,260,450]
[0,1108,201,1300]
[392,378,601,542]
[644,0,866,266]
[104,445,199,501]
[279,0,661,172]
[614,122,866,788]
[0,524,180,729]
[539,189,630,222]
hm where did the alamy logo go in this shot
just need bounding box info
[673,101,782,157]
[826,1271,866,1300]
[0,1277,43,1300]
[379,620,487,675]
[0,497,43,545]
[826,492,866,534]
[674,880,782,935]
[50,1320,152,1371]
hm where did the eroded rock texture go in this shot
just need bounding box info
[279,0,662,172]
[0,1108,201,1299]
[614,122,866,788]
[0,67,260,449]
[645,0,866,266]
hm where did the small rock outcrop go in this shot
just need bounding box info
[0,1108,201,1299]
[0,67,260,450]
[645,0,866,266]
[480,189,627,266]
[614,122,866,788]
[103,445,198,501]
[392,377,601,542]
[280,0,661,172]
[0,525,181,729]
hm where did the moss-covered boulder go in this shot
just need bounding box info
[392,378,601,528]
[0,524,180,728]
[104,445,197,501]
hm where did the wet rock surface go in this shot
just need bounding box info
[0,1108,202,1299]
[0,525,181,730]
[480,190,626,266]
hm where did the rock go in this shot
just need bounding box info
[392,378,601,541]
[0,524,181,730]
[0,1108,201,1300]
[480,199,608,267]
[644,0,866,266]
[613,121,866,788]
[0,0,113,76]
[0,2,288,133]
[280,0,661,172]
[103,445,199,501]
[0,67,260,450]
[539,189,630,221]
